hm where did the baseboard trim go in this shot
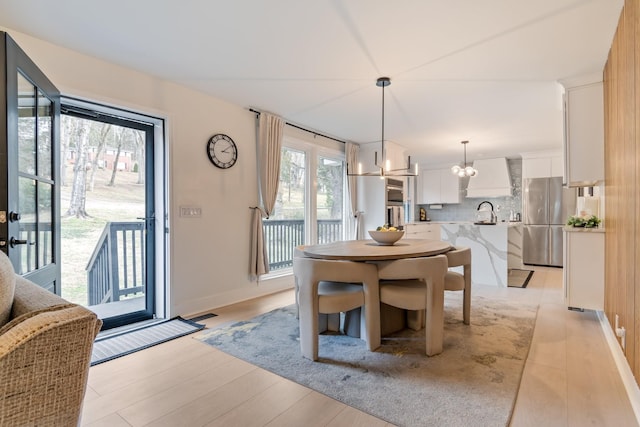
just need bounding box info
[175,274,294,318]
[598,310,640,425]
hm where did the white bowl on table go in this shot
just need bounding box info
[368,230,404,246]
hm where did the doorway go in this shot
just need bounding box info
[0,32,166,331]
[60,100,164,330]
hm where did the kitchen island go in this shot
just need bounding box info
[434,222,522,287]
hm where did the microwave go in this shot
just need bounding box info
[386,178,404,204]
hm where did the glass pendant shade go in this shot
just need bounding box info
[452,140,477,177]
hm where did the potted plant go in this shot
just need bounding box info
[566,213,601,228]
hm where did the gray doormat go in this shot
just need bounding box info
[508,269,534,288]
[91,317,204,365]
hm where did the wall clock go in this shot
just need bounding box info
[206,133,238,169]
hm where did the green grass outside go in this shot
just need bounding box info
[60,169,144,305]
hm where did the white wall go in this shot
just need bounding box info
[3,28,294,316]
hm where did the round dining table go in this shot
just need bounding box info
[302,238,452,261]
[301,238,453,356]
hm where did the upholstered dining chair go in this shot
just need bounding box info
[293,246,340,330]
[293,256,380,361]
[444,246,472,325]
[376,255,448,356]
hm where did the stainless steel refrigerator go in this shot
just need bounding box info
[522,177,576,267]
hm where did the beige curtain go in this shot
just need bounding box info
[346,142,363,240]
[250,112,285,279]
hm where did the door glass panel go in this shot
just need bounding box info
[264,147,306,271]
[317,156,344,244]
[37,91,52,179]
[17,176,36,274]
[38,182,53,267]
[17,72,36,175]
[60,109,155,329]
[4,32,61,295]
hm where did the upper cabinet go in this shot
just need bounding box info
[563,81,604,187]
[521,150,563,179]
[418,168,460,204]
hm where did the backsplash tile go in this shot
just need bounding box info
[417,158,522,223]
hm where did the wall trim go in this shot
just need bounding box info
[599,311,640,424]
[179,274,294,317]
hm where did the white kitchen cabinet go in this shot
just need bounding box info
[418,169,460,204]
[563,229,604,310]
[404,223,441,240]
[551,156,564,178]
[521,151,563,178]
[563,82,604,186]
[440,171,460,203]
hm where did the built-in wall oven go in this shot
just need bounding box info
[386,178,404,227]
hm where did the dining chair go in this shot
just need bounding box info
[444,246,472,325]
[293,256,380,361]
[376,255,448,356]
[293,246,341,331]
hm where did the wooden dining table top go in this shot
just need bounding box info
[302,238,453,261]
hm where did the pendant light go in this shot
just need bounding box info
[347,77,418,177]
[451,140,477,177]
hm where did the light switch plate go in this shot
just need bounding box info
[180,206,202,217]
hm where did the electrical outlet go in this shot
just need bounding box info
[180,206,202,217]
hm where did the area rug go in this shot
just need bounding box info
[508,269,534,288]
[196,291,538,427]
[91,317,204,365]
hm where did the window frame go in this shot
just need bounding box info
[261,133,347,279]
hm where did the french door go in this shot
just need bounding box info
[1,32,159,330]
[0,32,61,292]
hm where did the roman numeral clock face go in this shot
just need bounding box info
[207,134,238,169]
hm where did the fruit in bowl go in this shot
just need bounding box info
[368,225,404,245]
[376,225,399,231]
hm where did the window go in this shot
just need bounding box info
[316,155,344,244]
[263,136,347,273]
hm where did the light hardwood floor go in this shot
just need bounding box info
[81,267,638,426]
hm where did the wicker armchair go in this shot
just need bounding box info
[0,251,102,426]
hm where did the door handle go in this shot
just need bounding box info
[10,237,34,248]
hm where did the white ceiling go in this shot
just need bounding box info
[0,0,623,166]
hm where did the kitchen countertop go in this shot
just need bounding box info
[563,226,605,233]
[407,221,524,287]
[408,221,521,227]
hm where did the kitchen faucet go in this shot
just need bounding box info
[477,201,497,223]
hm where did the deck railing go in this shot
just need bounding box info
[14,222,51,276]
[86,221,145,306]
[85,219,342,303]
[263,219,343,271]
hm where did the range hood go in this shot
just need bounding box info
[465,157,512,198]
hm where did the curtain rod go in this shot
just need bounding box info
[249,108,347,145]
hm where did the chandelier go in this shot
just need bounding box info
[347,77,418,177]
[451,140,477,177]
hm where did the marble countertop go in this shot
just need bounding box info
[409,221,522,227]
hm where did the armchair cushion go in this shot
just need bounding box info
[0,252,15,328]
